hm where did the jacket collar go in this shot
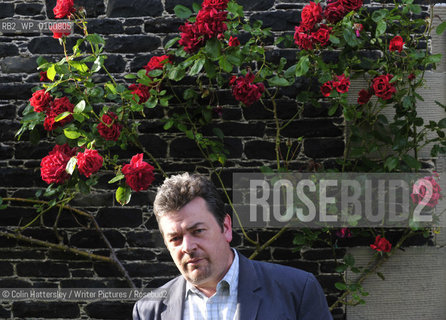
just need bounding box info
[161,276,185,320]
[236,252,261,320]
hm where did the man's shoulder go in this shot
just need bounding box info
[241,254,315,288]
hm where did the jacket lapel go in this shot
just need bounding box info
[236,253,261,320]
[161,277,185,320]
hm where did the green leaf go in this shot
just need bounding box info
[403,154,421,170]
[54,111,72,122]
[145,97,158,108]
[74,100,86,114]
[116,186,132,206]
[204,59,216,79]
[65,156,77,175]
[436,21,446,35]
[343,28,359,47]
[204,38,221,59]
[335,264,348,273]
[335,282,347,291]
[384,156,399,171]
[168,67,186,81]
[376,20,387,37]
[295,56,310,77]
[148,69,163,78]
[47,64,56,81]
[108,174,125,184]
[425,54,442,64]
[164,119,174,130]
[213,127,224,141]
[218,56,233,73]
[124,74,137,79]
[85,33,105,45]
[192,2,201,13]
[174,5,193,19]
[189,57,206,76]
[165,37,180,49]
[63,128,82,140]
[70,61,89,73]
[344,253,355,266]
[377,272,386,280]
[106,83,117,94]
[438,118,446,128]
[371,9,388,22]
[329,34,340,45]
[91,56,103,73]
[267,76,290,87]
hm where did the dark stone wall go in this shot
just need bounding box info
[3,0,436,319]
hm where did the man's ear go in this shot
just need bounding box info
[223,214,232,243]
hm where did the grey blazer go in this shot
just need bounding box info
[133,252,333,320]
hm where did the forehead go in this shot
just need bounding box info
[159,197,218,233]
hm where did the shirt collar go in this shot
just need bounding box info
[185,248,239,298]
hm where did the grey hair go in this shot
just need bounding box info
[153,173,226,231]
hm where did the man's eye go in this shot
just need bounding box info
[170,237,181,243]
[194,229,204,235]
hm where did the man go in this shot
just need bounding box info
[133,173,333,320]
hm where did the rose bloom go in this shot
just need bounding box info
[294,26,313,50]
[53,0,75,19]
[408,73,416,81]
[97,112,122,141]
[29,89,52,113]
[201,0,229,10]
[40,71,49,82]
[229,72,265,106]
[195,7,228,39]
[179,22,205,54]
[339,0,363,12]
[129,84,151,104]
[357,89,372,105]
[301,2,323,30]
[228,36,240,47]
[77,149,103,178]
[320,81,333,97]
[372,74,396,100]
[411,176,442,208]
[324,1,346,24]
[333,74,350,93]
[143,55,171,74]
[43,96,74,131]
[311,24,332,47]
[40,144,76,185]
[354,23,363,37]
[389,35,404,53]
[121,153,155,192]
[370,235,391,253]
[336,227,352,238]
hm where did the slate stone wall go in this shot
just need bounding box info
[0,0,439,319]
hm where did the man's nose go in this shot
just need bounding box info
[181,234,197,253]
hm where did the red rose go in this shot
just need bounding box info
[320,81,333,97]
[121,153,155,192]
[370,235,391,253]
[143,55,171,75]
[301,2,323,30]
[77,149,103,178]
[324,1,346,24]
[40,71,50,82]
[230,72,265,106]
[202,0,229,10]
[129,84,151,104]
[358,89,372,105]
[372,74,396,100]
[333,74,350,93]
[354,23,363,37]
[179,22,205,54]
[408,73,416,81]
[311,24,332,47]
[97,112,122,141]
[40,144,76,185]
[411,176,442,208]
[294,26,313,50]
[53,0,75,19]
[339,0,363,12]
[29,89,52,113]
[43,96,74,131]
[49,22,72,39]
[389,35,404,53]
[195,7,228,39]
[336,227,352,238]
[228,36,240,47]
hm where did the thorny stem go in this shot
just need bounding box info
[3,197,136,288]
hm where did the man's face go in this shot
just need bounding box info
[159,197,233,290]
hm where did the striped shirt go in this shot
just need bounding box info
[183,249,239,320]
